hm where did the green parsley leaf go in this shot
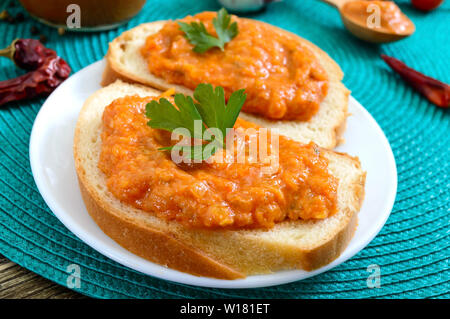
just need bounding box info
[145,83,247,161]
[178,8,238,53]
[193,83,246,140]
[145,94,204,139]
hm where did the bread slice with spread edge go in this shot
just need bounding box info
[101,20,350,149]
[74,80,365,279]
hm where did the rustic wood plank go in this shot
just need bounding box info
[0,254,87,299]
[0,261,16,272]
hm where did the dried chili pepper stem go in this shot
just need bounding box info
[381,54,449,108]
[0,39,18,61]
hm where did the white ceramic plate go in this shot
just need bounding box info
[30,60,397,289]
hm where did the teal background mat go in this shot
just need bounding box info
[0,0,448,298]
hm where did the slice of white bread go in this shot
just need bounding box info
[102,20,350,149]
[74,80,365,279]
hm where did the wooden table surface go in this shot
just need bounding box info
[0,254,86,299]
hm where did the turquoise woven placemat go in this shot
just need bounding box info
[0,0,448,298]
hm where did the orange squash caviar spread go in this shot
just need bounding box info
[98,95,338,229]
[141,12,328,121]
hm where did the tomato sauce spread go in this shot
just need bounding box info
[99,95,338,229]
[141,12,328,121]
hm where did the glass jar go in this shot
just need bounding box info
[19,0,147,31]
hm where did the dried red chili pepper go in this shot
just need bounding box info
[0,39,71,106]
[381,54,449,108]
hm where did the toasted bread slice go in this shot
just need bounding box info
[74,80,365,279]
[102,20,350,149]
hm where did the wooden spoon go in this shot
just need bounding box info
[320,0,415,43]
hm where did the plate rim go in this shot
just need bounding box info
[29,60,397,289]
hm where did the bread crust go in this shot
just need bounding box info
[73,80,365,279]
[77,178,245,279]
[101,52,131,86]
[301,165,365,270]
[103,19,350,149]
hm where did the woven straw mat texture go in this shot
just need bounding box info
[0,0,448,298]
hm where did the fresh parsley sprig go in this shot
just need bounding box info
[145,84,246,160]
[178,8,238,53]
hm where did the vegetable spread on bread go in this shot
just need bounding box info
[141,9,328,121]
[98,84,338,229]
